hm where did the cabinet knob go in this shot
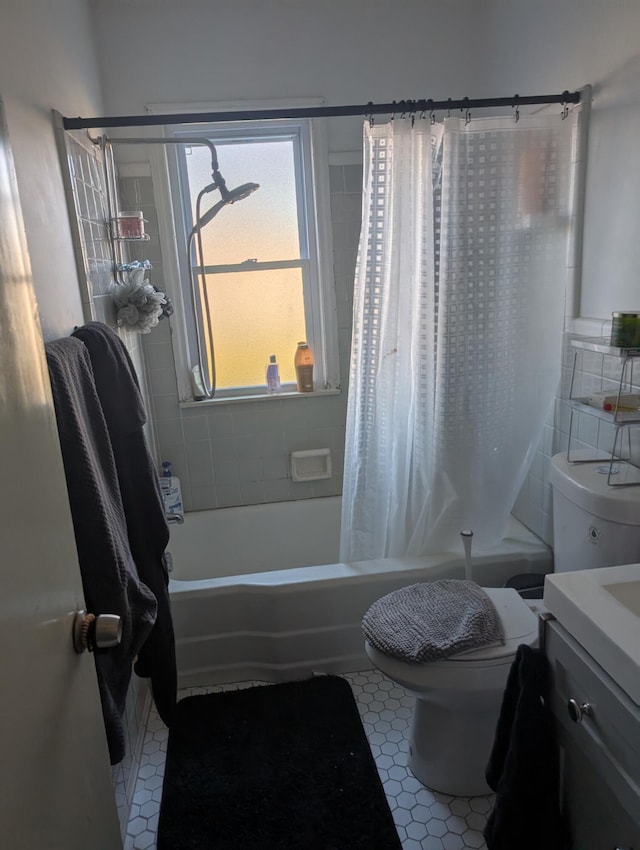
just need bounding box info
[567,698,593,723]
[73,610,122,653]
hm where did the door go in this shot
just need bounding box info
[0,101,122,848]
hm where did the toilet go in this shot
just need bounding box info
[365,587,537,796]
[365,452,640,797]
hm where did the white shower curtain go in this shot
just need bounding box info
[340,111,579,562]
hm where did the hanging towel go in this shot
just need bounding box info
[46,337,158,764]
[362,580,504,662]
[72,322,177,728]
[484,644,568,850]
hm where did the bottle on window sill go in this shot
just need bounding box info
[266,354,281,394]
[294,341,314,392]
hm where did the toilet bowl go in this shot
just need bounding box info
[365,586,538,796]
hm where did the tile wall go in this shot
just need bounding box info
[117,163,362,512]
[116,155,618,549]
[513,327,636,548]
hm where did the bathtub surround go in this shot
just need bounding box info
[157,677,402,850]
[104,143,564,548]
[113,144,617,552]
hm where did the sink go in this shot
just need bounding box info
[544,563,640,705]
[603,580,640,617]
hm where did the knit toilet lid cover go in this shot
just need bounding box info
[362,579,505,663]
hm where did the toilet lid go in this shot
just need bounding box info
[438,588,538,664]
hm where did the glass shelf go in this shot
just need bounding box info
[569,400,640,425]
[571,336,640,358]
[567,338,640,485]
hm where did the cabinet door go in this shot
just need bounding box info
[558,727,640,850]
[546,622,640,850]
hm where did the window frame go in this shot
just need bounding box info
[152,111,339,402]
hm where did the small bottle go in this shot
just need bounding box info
[159,461,183,516]
[266,354,281,394]
[294,341,314,392]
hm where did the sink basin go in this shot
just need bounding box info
[603,580,640,617]
[544,563,640,705]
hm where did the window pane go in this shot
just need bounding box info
[185,139,302,265]
[203,267,307,388]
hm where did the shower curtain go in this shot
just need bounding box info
[340,111,579,562]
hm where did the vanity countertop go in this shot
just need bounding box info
[544,563,640,706]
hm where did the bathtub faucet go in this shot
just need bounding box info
[166,512,184,525]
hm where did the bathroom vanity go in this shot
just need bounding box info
[544,566,640,849]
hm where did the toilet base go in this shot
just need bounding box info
[408,695,497,797]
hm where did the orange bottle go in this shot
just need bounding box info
[294,341,314,392]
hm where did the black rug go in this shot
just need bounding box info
[157,675,402,850]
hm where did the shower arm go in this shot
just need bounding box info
[103,135,223,189]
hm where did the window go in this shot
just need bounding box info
[166,119,338,400]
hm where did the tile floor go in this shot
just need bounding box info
[125,670,493,849]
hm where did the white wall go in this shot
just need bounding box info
[479,0,640,320]
[90,0,640,321]
[0,0,104,339]
[90,0,485,154]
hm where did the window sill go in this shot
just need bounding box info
[179,387,342,409]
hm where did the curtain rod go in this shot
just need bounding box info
[62,91,581,130]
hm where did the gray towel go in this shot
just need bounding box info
[72,322,176,729]
[46,337,158,764]
[363,579,505,662]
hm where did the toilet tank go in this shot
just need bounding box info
[550,453,640,572]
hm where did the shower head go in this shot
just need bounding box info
[191,181,260,234]
[219,182,261,204]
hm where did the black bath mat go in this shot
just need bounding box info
[157,675,402,850]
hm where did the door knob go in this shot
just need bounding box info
[567,698,592,723]
[73,610,122,653]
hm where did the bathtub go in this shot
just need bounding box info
[168,496,552,687]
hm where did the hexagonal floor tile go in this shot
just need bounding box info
[124,670,493,850]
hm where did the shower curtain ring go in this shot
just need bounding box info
[366,102,375,128]
[426,98,435,124]
[512,94,520,123]
[561,90,570,119]
[447,98,452,118]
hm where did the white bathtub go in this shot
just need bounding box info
[168,496,552,687]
